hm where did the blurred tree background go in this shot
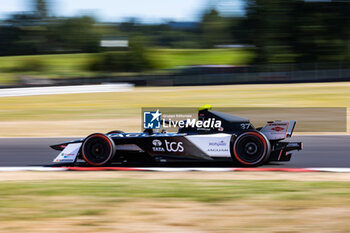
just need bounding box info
[0,0,349,67]
[243,0,350,64]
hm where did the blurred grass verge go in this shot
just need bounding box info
[0,178,349,232]
[0,82,349,137]
[0,48,252,84]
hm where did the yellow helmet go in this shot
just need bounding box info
[198,104,212,111]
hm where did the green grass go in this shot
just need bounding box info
[0,48,252,84]
[0,179,349,221]
[1,177,350,232]
[0,82,348,136]
[0,82,349,122]
[0,53,99,82]
[150,48,253,68]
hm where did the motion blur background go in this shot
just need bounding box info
[0,0,349,136]
[1,2,350,233]
[0,0,349,86]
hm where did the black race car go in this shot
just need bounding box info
[51,106,302,167]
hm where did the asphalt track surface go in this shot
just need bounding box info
[0,136,349,168]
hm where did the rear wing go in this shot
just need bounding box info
[286,121,296,138]
[260,121,296,140]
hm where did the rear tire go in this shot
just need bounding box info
[81,133,116,166]
[232,131,271,166]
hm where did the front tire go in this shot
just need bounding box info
[81,133,116,166]
[232,131,271,166]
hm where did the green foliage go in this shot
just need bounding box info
[150,48,252,68]
[0,0,349,66]
[34,0,48,18]
[9,59,47,72]
[0,49,250,84]
[88,42,156,72]
[0,13,101,56]
[49,16,101,53]
[244,0,350,64]
[200,9,231,48]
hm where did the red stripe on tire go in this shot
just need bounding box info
[82,134,114,166]
[233,131,269,166]
[62,167,316,172]
[65,167,146,171]
[234,168,316,172]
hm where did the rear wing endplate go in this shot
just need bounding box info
[260,120,296,140]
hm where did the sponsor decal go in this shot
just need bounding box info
[143,110,162,129]
[271,126,285,132]
[62,153,75,156]
[269,123,288,127]
[165,140,184,152]
[152,147,165,152]
[151,140,184,153]
[152,139,165,152]
[197,127,211,131]
[209,140,227,147]
[208,148,229,152]
[58,159,76,162]
[208,140,228,152]
[261,122,289,140]
[152,140,162,146]
[53,143,81,163]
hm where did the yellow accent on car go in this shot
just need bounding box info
[198,104,212,111]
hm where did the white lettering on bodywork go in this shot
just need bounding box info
[53,143,82,163]
[185,134,231,157]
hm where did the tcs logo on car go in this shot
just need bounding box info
[165,140,184,152]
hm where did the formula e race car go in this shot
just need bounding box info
[51,105,303,167]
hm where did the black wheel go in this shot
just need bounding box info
[232,131,271,166]
[107,130,124,135]
[81,133,116,166]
